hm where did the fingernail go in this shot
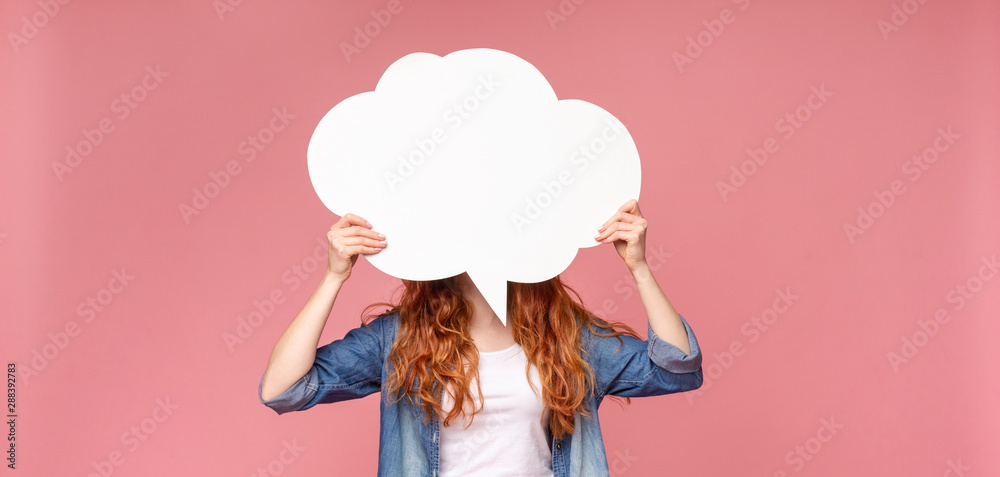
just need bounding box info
[378,233,385,238]
[366,221,372,227]
[379,240,386,245]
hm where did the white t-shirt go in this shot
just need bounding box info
[439,342,554,477]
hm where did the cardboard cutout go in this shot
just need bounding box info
[308,48,641,325]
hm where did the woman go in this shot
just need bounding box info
[258,199,703,477]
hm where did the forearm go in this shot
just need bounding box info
[631,261,692,355]
[260,272,345,401]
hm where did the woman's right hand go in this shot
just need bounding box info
[326,213,386,282]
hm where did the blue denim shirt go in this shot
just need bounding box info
[259,311,703,477]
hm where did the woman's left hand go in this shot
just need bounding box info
[594,199,647,271]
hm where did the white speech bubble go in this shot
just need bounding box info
[307,48,641,325]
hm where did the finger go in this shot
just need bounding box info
[601,230,627,243]
[605,227,643,244]
[597,209,644,233]
[617,198,639,217]
[337,235,387,249]
[596,220,626,240]
[631,199,642,217]
[595,221,623,240]
[597,211,625,232]
[344,243,383,255]
[333,213,372,230]
[620,199,643,220]
[597,222,640,242]
[337,226,386,241]
[598,199,642,231]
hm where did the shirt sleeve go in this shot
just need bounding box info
[592,313,703,399]
[259,314,389,415]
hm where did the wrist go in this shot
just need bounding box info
[628,260,650,274]
[321,270,348,287]
[629,260,654,285]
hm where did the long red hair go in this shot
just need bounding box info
[360,274,640,440]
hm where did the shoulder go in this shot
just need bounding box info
[325,308,401,362]
[576,311,631,360]
[576,309,627,339]
[363,308,401,344]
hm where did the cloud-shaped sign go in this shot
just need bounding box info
[307,48,641,325]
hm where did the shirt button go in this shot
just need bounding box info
[556,442,561,450]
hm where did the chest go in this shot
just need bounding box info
[440,344,546,419]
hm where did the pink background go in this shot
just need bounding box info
[3,0,998,475]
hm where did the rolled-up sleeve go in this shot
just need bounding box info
[597,314,703,399]
[648,314,702,374]
[259,367,320,415]
[259,315,388,415]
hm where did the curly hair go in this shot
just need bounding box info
[360,274,640,441]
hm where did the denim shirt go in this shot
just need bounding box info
[259,310,703,477]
